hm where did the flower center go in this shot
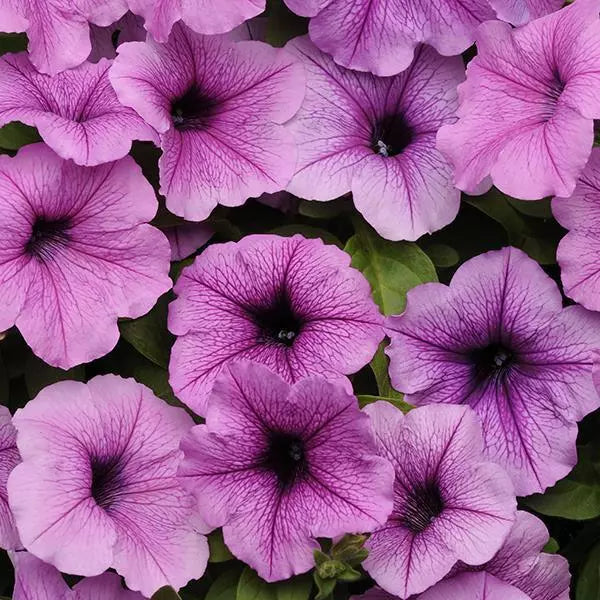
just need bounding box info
[252,294,303,347]
[403,480,444,533]
[25,217,71,260]
[170,84,217,131]
[371,114,414,157]
[547,67,566,103]
[470,343,514,381]
[90,455,124,510]
[263,432,306,488]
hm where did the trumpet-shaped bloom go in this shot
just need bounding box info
[126,0,265,42]
[386,247,600,495]
[437,0,600,200]
[8,376,208,597]
[362,402,515,599]
[0,0,128,74]
[552,148,600,311]
[286,37,463,241]
[168,234,384,415]
[420,572,530,600]
[110,24,304,221]
[0,54,154,166]
[0,406,19,550]
[0,144,171,369]
[13,552,144,600]
[178,361,394,582]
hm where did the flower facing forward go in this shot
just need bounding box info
[168,234,384,415]
[285,37,463,241]
[386,247,600,495]
[110,24,304,221]
[12,552,144,600]
[178,361,394,582]
[0,54,154,166]
[438,0,600,199]
[362,402,516,598]
[7,376,208,597]
[0,144,171,369]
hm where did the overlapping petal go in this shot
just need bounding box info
[286,37,463,241]
[168,234,384,415]
[420,572,530,600]
[0,406,19,550]
[8,376,207,597]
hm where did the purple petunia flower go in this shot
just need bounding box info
[362,402,516,599]
[110,23,304,221]
[13,552,144,600]
[126,0,265,42]
[0,54,155,166]
[8,376,208,597]
[419,572,530,600]
[386,247,600,496]
[0,406,19,550]
[285,37,463,241]
[178,361,394,582]
[0,143,171,369]
[552,148,600,312]
[0,0,128,74]
[437,0,600,200]
[165,223,214,261]
[168,234,384,415]
[88,12,146,63]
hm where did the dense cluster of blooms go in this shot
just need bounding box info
[0,0,598,599]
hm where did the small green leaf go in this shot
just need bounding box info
[507,197,552,219]
[119,295,173,369]
[205,568,241,600]
[298,198,349,220]
[345,219,437,316]
[275,574,313,600]
[208,529,234,563]
[313,573,336,600]
[152,587,182,600]
[357,394,412,413]
[525,444,600,520]
[369,343,403,400]
[577,541,600,600]
[336,565,362,583]
[420,242,460,268]
[237,567,277,600]
[0,32,28,55]
[0,121,40,150]
[543,538,559,554]
[24,354,85,398]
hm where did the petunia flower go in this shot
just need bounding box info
[0,143,171,369]
[362,402,516,599]
[8,375,208,597]
[126,0,265,42]
[419,572,530,600]
[386,246,600,496]
[437,0,600,200]
[13,551,144,600]
[165,223,214,261]
[168,234,384,415]
[0,54,155,166]
[110,23,304,221]
[354,511,569,600]
[0,405,19,550]
[552,147,600,311]
[0,0,128,75]
[88,12,146,63]
[178,361,394,582]
[285,37,462,241]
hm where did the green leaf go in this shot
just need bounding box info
[345,219,437,316]
[420,242,460,268]
[0,32,28,55]
[369,343,403,400]
[275,574,313,600]
[298,198,349,220]
[577,541,600,600]
[543,538,559,554]
[0,121,40,150]
[357,394,412,413]
[205,568,241,600]
[270,225,342,248]
[208,529,234,563]
[24,354,85,398]
[151,587,182,600]
[119,295,172,369]
[265,0,308,47]
[313,573,336,600]
[237,567,277,600]
[507,198,552,219]
[525,444,600,520]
